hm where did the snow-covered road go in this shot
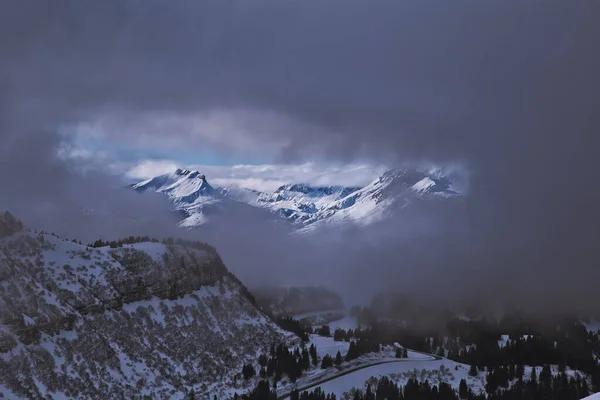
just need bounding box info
[278,351,441,399]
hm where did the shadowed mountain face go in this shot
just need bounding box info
[133,167,465,232]
[0,220,294,398]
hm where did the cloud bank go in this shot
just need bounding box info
[1,0,600,315]
[125,160,389,191]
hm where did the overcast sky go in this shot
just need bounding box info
[2,1,600,313]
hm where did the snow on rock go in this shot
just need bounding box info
[411,177,437,192]
[0,228,292,399]
[132,167,464,231]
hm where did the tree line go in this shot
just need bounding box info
[290,369,591,400]
[87,235,218,255]
[242,343,319,384]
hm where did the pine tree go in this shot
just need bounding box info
[346,341,356,361]
[242,363,255,380]
[321,354,333,369]
[508,364,516,380]
[516,363,525,380]
[301,348,310,370]
[258,354,268,367]
[365,384,374,400]
[395,347,403,358]
[469,364,478,377]
[459,378,468,399]
[310,344,318,367]
[334,351,343,366]
[334,329,346,342]
[540,364,552,387]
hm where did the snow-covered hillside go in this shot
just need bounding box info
[0,214,294,399]
[313,358,587,398]
[133,167,463,232]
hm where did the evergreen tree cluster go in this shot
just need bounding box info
[345,338,381,361]
[320,351,344,369]
[316,325,331,337]
[161,237,219,255]
[87,235,218,255]
[353,313,600,390]
[450,327,599,375]
[242,363,256,380]
[276,316,310,341]
[88,236,160,248]
[483,366,591,400]
[298,378,463,400]
[320,353,333,369]
[233,380,277,400]
[290,387,337,400]
[293,371,591,400]
[332,327,376,342]
[395,347,409,358]
[259,343,314,383]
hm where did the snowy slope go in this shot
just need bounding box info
[226,167,462,232]
[133,168,281,228]
[133,167,463,231]
[0,220,294,399]
[314,361,586,398]
[134,169,219,204]
[582,393,600,399]
[133,169,222,226]
[315,358,484,397]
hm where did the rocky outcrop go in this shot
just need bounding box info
[0,229,290,399]
[0,211,23,238]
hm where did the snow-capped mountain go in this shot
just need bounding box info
[133,167,463,231]
[133,169,219,204]
[0,212,294,399]
[132,168,222,227]
[132,168,283,229]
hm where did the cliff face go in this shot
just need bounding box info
[0,230,291,399]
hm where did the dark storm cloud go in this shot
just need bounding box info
[1,1,600,314]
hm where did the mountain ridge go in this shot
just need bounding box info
[0,216,293,399]
[132,167,464,231]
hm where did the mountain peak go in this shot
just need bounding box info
[133,168,217,206]
[174,168,205,180]
[132,166,462,229]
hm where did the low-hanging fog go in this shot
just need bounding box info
[1,1,599,316]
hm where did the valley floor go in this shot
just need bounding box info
[272,313,592,400]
